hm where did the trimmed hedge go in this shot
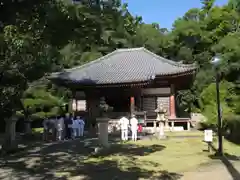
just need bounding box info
[223,115,240,144]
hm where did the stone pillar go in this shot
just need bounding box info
[187,121,191,131]
[171,121,174,131]
[159,121,165,139]
[169,84,176,119]
[2,116,18,152]
[164,119,169,130]
[97,117,110,148]
[153,120,157,134]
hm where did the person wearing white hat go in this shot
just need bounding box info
[78,116,85,137]
[119,116,129,141]
[72,116,79,139]
[130,114,138,141]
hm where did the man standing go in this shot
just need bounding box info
[65,113,72,140]
[72,117,78,139]
[42,117,49,141]
[78,116,85,137]
[119,116,129,141]
[55,115,64,141]
[130,114,138,141]
[75,116,81,137]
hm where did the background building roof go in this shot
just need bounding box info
[51,47,197,85]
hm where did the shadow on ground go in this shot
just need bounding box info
[92,143,165,157]
[0,136,182,180]
[208,143,240,180]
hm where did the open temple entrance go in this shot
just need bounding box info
[105,92,130,113]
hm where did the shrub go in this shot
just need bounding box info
[199,81,235,125]
[223,115,240,144]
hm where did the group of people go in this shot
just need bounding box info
[42,113,85,141]
[119,114,141,141]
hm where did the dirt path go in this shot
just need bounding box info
[181,160,240,180]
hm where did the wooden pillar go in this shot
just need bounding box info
[86,91,100,123]
[169,84,176,119]
[130,96,135,115]
[70,91,77,113]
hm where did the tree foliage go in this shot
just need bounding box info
[0,0,240,125]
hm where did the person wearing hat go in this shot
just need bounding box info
[64,113,72,140]
[119,116,129,141]
[72,115,79,139]
[78,116,85,137]
[56,115,64,141]
[42,117,49,141]
[130,114,138,141]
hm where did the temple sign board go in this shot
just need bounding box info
[204,129,213,142]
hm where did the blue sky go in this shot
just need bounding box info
[122,0,228,29]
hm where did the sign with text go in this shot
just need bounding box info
[204,130,213,142]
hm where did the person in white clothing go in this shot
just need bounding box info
[130,114,138,141]
[78,116,85,137]
[75,116,80,137]
[72,117,79,139]
[75,116,81,137]
[55,116,64,141]
[119,116,129,141]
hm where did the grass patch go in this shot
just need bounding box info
[32,128,43,133]
[80,136,214,179]
[80,132,240,179]
[44,130,240,179]
[165,130,204,137]
[212,137,240,157]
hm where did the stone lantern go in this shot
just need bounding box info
[96,97,113,148]
[2,114,18,152]
[155,104,167,139]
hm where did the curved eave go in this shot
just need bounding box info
[49,67,197,88]
[50,78,152,89]
[155,68,197,79]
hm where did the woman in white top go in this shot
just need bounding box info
[72,117,79,139]
[77,116,85,137]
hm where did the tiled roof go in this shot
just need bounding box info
[51,47,197,85]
